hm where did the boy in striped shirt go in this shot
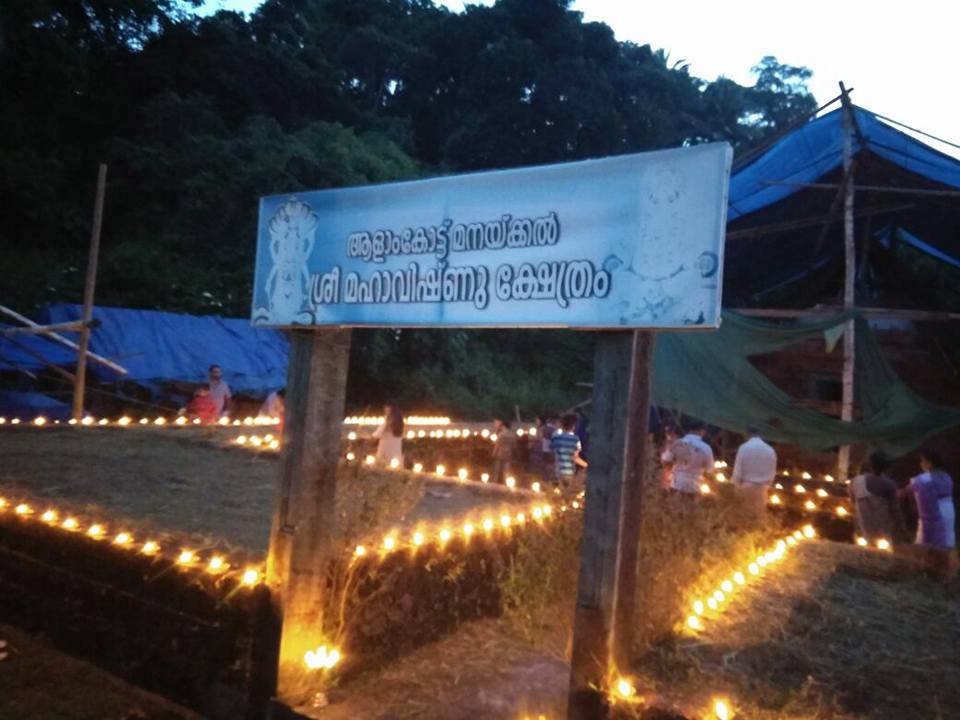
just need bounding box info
[551,413,587,489]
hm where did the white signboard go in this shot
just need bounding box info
[251,143,732,329]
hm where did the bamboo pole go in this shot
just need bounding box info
[72,164,107,421]
[761,181,960,198]
[838,84,856,481]
[0,305,125,375]
[725,202,912,241]
[0,321,86,336]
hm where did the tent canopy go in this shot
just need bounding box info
[724,105,960,308]
[41,304,288,394]
[729,106,960,221]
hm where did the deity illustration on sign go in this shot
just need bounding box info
[612,166,689,323]
[256,199,318,323]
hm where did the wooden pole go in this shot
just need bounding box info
[568,330,654,718]
[611,331,654,669]
[264,328,351,708]
[838,84,856,480]
[72,163,107,420]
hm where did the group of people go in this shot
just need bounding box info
[368,407,589,490]
[851,449,956,553]
[493,414,588,489]
[180,365,288,427]
[208,381,957,562]
[660,421,777,522]
[660,419,957,562]
[180,364,234,424]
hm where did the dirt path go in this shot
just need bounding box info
[302,617,570,720]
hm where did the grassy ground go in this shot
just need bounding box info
[642,541,960,720]
[0,624,201,720]
[0,427,531,552]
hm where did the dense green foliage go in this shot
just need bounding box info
[0,0,816,415]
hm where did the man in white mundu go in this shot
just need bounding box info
[731,427,778,521]
[663,421,715,495]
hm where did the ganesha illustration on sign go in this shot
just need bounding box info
[257,199,318,323]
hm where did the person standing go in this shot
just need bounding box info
[491,417,517,485]
[849,452,906,544]
[531,415,556,485]
[373,404,404,466]
[551,413,588,490]
[662,421,714,496]
[731,426,778,521]
[903,450,955,550]
[207,364,232,418]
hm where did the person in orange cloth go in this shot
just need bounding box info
[185,388,218,425]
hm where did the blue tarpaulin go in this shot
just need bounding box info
[41,304,289,394]
[0,390,71,420]
[728,107,960,221]
[876,226,960,270]
[0,324,77,372]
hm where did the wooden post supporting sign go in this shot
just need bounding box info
[264,328,351,708]
[568,330,654,718]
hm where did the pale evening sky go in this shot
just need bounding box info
[205,0,960,157]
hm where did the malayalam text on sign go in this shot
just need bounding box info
[251,143,732,329]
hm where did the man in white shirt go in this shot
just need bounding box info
[662,421,715,495]
[731,426,778,521]
[207,364,232,418]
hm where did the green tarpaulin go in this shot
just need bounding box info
[653,311,960,455]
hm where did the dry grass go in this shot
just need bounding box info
[498,470,774,662]
[634,541,960,720]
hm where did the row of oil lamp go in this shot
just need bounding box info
[0,482,579,679]
[683,524,817,636]
[0,494,264,588]
[236,435,556,494]
[313,491,582,678]
[233,434,857,516]
[2,415,280,427]
[705,462,854,520]
[610,526,820,720]
[348,496,573,561]
[0,414,457,429]
[610,527,820,720]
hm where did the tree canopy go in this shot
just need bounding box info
[0,0,817,416]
